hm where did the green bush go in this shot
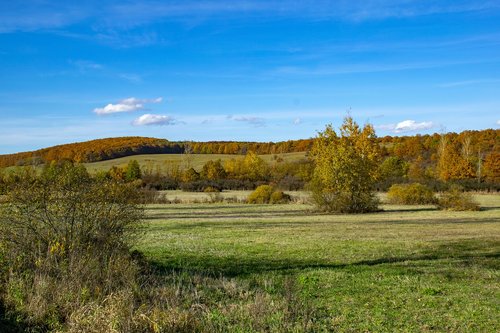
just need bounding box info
[437,185,480,211]
[387,183,437,205]
[247,185,291,204]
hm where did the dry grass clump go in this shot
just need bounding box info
[59,272,316,333]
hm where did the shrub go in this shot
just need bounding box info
[0,162,144,329]
[181,179,265,192]
[248,185,275,204]
[248,185,291,204]
[387,183,437,205]
[270,190,291,204]
[437,185,480,211]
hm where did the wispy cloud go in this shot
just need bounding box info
[293,118,302,125]
[228,115,266,127]
[438,78,500,88]
[103,1,500,26]
[0,3,92,33]
[3,1,499,34]
[270,59,487,77]
[132,114,178,126]
[69,59,103,72]
[119,73,143,83]
[93,97,162,115]
[93,30,166,48]
[376,120,434,133]
[497,120,500,126]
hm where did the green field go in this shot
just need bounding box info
[137,193,500,332]
[83,152,307,173]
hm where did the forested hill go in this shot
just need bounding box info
[0,137,315,168]
[0,137,182,168]
[0,129,498,169]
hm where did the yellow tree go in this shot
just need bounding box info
[483,152,500,183]
[437,135,475,181]
[201,159,226,180]
[311,116,381,213]
[243,151,268,181]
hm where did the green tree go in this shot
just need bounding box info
[310,116,380,213]
[125,159,142,181]
[379,156,410,187]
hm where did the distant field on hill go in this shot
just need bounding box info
[84,152,307,173]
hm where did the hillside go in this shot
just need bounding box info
[0,137,183,168]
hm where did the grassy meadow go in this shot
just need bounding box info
[135,193,500,332]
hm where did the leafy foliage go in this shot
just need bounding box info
[310,116,381,213]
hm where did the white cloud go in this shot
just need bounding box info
[376,120,434,133]
[132,114,177,126]
[395,120,434,132]
[293,117,302,125]
[93,97,162,115]
[497,120,500,126]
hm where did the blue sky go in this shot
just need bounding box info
[1,1,500,154]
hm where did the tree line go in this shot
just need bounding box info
[0,129,498,189]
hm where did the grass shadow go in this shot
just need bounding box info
[145,239,500,278]
[144,217,500,232]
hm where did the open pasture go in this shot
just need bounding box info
[137,194,500,332]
